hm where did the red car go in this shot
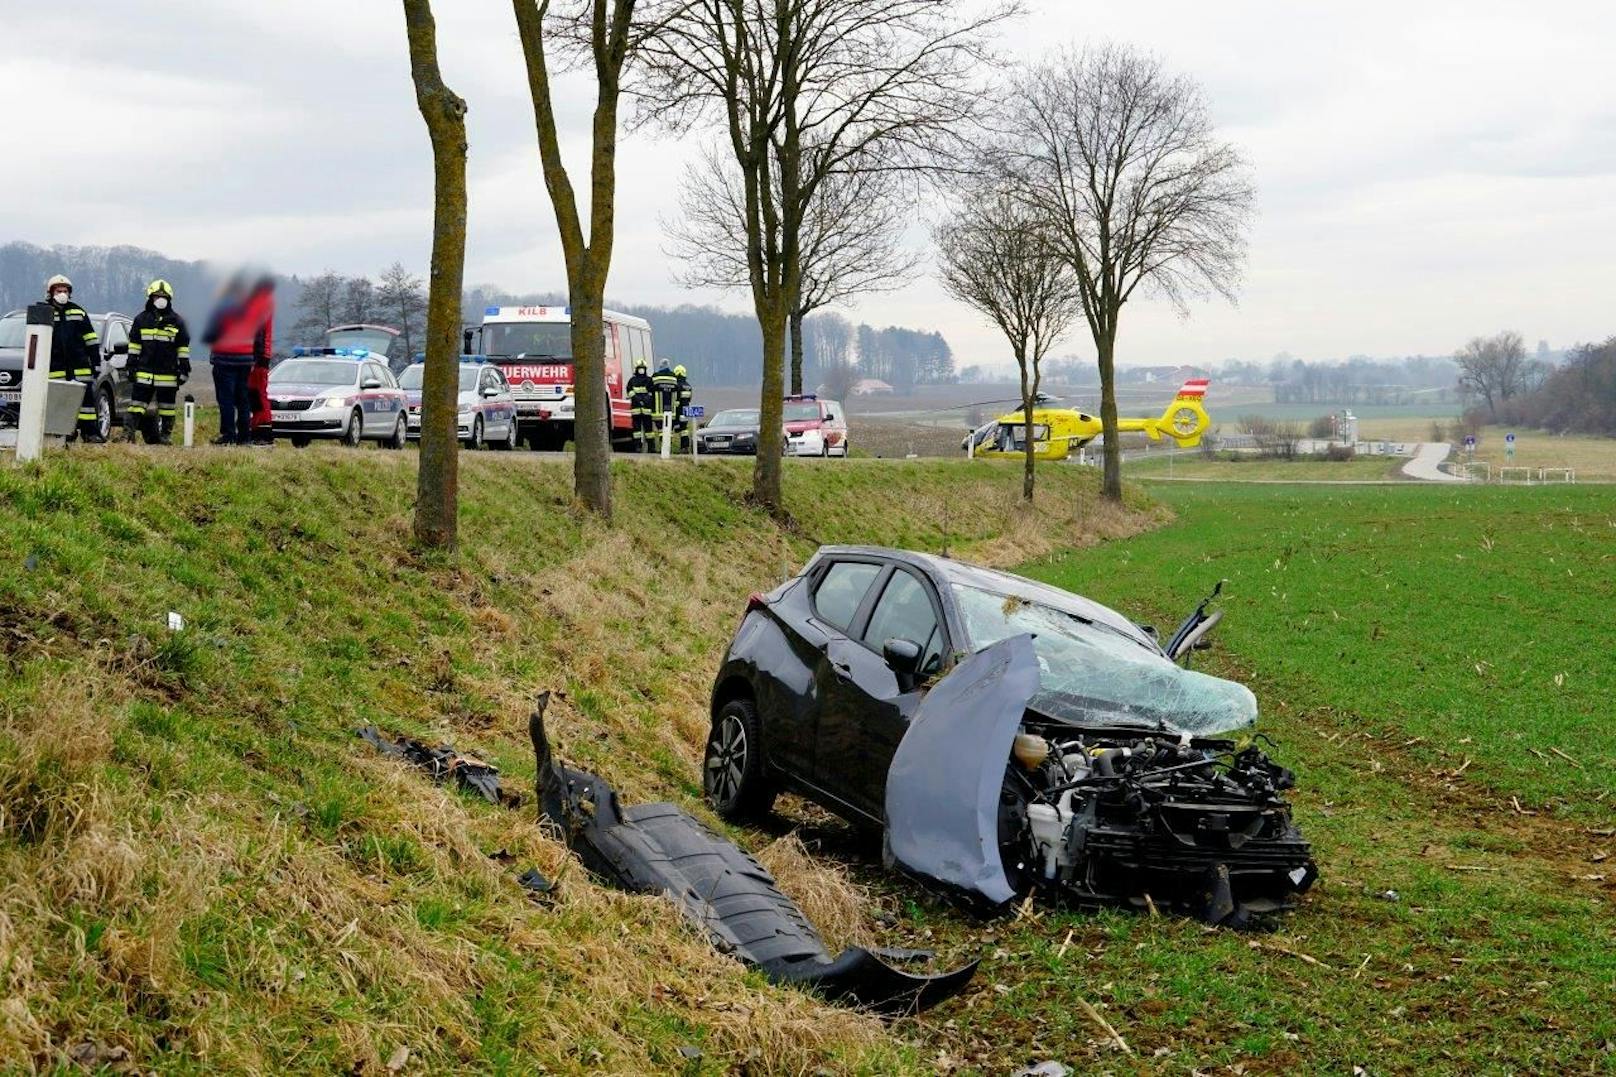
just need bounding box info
[782,394,849,457]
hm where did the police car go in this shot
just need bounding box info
[397,358,519,450]
[268,347,407,448]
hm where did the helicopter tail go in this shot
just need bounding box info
[1150,378,1211,447]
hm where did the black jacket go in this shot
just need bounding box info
[49,301,99,377]
[129,300,192,379]
[626,368,654,405]
[651,367,679,413]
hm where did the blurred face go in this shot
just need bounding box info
[50,288,70,305]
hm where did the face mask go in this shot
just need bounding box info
[51,291,69,306]
[153,297,170,310]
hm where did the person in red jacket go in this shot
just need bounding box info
[203,275,274,445]
[247,353,273,444]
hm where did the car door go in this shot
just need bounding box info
[361,362,387,434]
[788,558,884,791]
[817,566,948,819]
[100,317,131,412]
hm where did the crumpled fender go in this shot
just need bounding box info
[883,635,1041,906]
[530,703,977,1014]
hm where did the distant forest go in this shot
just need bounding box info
[0,241,953,389]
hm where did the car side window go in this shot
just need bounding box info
[813,561,882,632]
[863,571,943,674]
[103,319,128,353]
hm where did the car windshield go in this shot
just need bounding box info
[482,322,572,359]
[398,365,424,389]
[952,585,1258,736]
[712,409,759,426]
[784,402,821,422]
[0,313,24,349]
[269,359,356,386]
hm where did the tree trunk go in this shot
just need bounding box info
[403,0,468,550]
[1097,327,1122,501]
[789,304,805,396]
[569,283,613,510]
[1016,344,1035,502]
[753,299,789,511]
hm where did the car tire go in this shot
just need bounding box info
[494,417,517,451]
[95,386,114,443]
[291,436,311,449]
[342,408,364,448]
[467,415,484,450]
[703,698,776,820]
[386,415,407,449]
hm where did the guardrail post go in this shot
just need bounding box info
[182,395,196,448]
[15,303,53,463]
[660,412,671,459]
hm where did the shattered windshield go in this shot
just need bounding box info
[952,585,1258,735]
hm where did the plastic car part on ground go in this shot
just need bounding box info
[884,634,1317,925]
[356,726,523,808]
[527,696,978,1015]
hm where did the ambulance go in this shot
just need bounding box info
[468,305,654,451]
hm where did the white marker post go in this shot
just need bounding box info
[660,412,672,459]
[15,303,54,463]
[685,404,704,461]
[183,395,196,448]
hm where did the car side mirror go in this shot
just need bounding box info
[111,342,129,355]
[361,378,383,390]
[882,637,923,676]
[462,329,475,354]
[482,386,501,398]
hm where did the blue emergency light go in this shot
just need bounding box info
[485,306,500,315]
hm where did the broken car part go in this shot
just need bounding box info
[356,726,522,808]
[528,698,977,1015]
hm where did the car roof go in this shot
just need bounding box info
[810,545,1151,642]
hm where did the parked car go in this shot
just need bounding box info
[267,355,407,448]
[783,394,849,457]
[696,408,766,455]
[0,308,136,441]
[397,360,518,449]
[703,546,1317,925]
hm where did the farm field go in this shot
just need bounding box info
[1461,427,1616,482]
[841,481,1615,1071]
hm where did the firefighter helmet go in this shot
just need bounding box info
[146,279,173,298]
[45,274,72,295]
[634,359,647,373]
[674,364,687,377]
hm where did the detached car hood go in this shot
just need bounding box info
[885,635,1041,905]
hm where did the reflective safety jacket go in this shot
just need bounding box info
[674,373,693,415]
[626,368,654,409]
[651,367,679,416]
[128,300,192,378]
[49,301,99,379]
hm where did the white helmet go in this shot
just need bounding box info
[45,274,72,295]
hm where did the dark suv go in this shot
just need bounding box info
[0,308,136,441]
[703,546,1317,922]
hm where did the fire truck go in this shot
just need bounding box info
[464,305,654,451]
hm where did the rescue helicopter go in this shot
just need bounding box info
[963,378,1212,461]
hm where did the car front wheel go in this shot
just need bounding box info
[703,698,776,820]
[386,415,407,449]
[342,408,364,448]
[95,386,114,442]
[467,415,484,450]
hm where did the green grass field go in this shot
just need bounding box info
[5,448,1613,1073]
[909,482,1614,1071]
[1125,452,1407,482]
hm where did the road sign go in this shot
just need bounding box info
[1505,432,1516,444]
[1464,435,1476,449]
[683,405,704,419]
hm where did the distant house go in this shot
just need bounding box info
[851,378,894,396]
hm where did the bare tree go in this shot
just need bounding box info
[936,185,1081,500]
[377,261,428,359]
[511,0,677,518]
[666,144,919,394]
[1456,330,1530,419]
[341,276,376,325]
[402,0,469,550]
[1005,45,1254,501]
[636,0,1012,511]
[293,271,346,340]
[808,311,853,376]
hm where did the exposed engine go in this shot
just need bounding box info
[998,721,1318,926]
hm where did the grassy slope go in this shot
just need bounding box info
[942,483,1614,1072]
[0,448,1155,1074]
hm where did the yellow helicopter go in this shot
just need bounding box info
[963,378,1212,461]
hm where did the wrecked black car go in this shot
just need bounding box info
[705,546,1317,924]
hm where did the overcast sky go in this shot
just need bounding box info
[4,1,1613,371]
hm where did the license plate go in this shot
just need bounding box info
[0,390,19,403]
[517,401,543,413]
[271,411,297,423]
[709,436,730,445]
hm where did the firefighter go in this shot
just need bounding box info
[125,280,191,444]
[44,275,104,442]
[673,363,694,452]
[625,358,655,452]
[650,360,679,452]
